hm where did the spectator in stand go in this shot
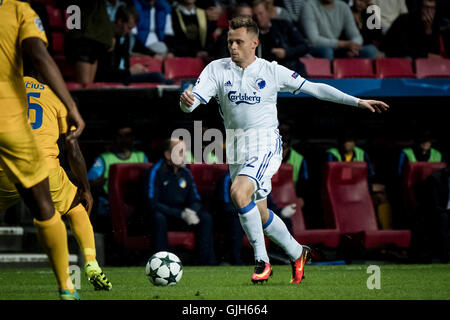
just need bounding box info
[132,0,175,58]
[414,155,450,263]
[165,0,215,58]
[351,0,384,50]
[106,0,127,21]
[145,138,216,265]
[398,130,445,177]
[382,0,443,59]
[253,0,309,77]
[279,0,308,27]
[213,2,253,59]
[65,1,114,87]
[301,0,378,60]
[88,120,149,232]
[95,5,174,84]
[371,0,409,34]
[264,0,293,23]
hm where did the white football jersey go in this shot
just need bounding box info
[190,57,307,131]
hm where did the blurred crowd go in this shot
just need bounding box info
[28,0,450,86]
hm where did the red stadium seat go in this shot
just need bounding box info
[415,58,450,78]
[65,82,82,90]
[164,57,205,81]
[187,163,228,210]
[333,58,375,78]
[109,163,195,251]
[46,5,65,29]
[51,31,65,55]
[271,164,341,248]
[375,58,415,78]
[127,83,161,88]
[300,58,333,78]
[130,57,163,73]
[401,162,446,223]
[85,83,126,89]
[322,162,411,249]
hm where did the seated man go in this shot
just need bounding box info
[301,0,378,60]
[382,0,442,59]
[398,130,444,177]
[146,138,216,265]
[253,0,309,77]
[88,120,149,232]
[95,5,173,84]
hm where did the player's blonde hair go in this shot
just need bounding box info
[229,16,259,37]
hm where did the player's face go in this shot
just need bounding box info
[227,27,259,65]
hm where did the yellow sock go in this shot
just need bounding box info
[66,203,96,263]
[34,212,73,292]
[377,202,393,230]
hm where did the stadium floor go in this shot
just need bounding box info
[0,264,449,300]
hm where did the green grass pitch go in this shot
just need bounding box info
[0,264,449,300]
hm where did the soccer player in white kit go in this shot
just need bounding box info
[180,16,389,284]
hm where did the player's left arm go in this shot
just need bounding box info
[276,64,389,113]
[65,136,93,216]
[300,81,389,113]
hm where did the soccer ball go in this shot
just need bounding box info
[145,251,183,286]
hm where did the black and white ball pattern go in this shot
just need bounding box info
[146,251,183,286]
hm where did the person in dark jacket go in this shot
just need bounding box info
[252,0,309,77]
[146,138,216,265]
[382,0,443,59]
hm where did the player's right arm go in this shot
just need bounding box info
[22,37,85,140]
[179,62,218,113]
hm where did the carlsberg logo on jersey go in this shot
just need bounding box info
[227,91,261,105]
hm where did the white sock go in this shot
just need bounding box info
[238,201,269,263]
[263,209,303,261]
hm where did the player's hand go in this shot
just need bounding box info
[80,190,94,217]
[357,99,390,113]
[180,90,195,107]
[66,104,85,141]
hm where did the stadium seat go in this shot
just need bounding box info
[65,82,82,90]
[164,57,205,81]
[51,31,65,55]
[271,163,341,248]
[85,83,126,89]
[108,163,195,251]
[322,162,411,249]
[333,58,375,78]
[401,162,446,223]
[415,58,450,78]
[300,58,333,78]
[187,163,229,204]
[130,57,163,73]
[127,83,161,88]
[375,58,415,78]
[46,5,65,29]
